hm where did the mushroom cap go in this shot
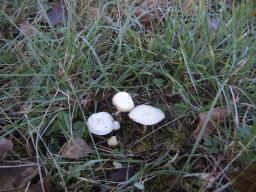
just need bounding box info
[113,121,120,131]
[112,92,134,112]
[87,112,115,135]
[128,104,165,126]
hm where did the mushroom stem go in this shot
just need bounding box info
[143,125,148,134]
[114,111,120,116]
[107,136,118,147]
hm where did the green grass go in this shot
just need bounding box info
[1,0,256,191]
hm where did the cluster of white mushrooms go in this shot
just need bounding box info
[86,92,165,147]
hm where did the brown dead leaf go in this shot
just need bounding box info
[61,138,93,159]
[228,164,256,192]
[192,106,229,139]
[42,0,67,27]
[19,21,37,38]
[253,10,256,16]
[0,138,13,159]
[133,6,153,27]
[135,0,168,7]
[0,164,38,191]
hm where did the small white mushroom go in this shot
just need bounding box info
[113,161,122,168]
[112,92,134,114]
[128,104,165,132]
[107,136,118,147]
[113,121,120,131]
[87,112,119,135]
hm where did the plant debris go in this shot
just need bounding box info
[0,164,38,191]
[88,7,100,23]
[182,0,193,11]
[183,172,216,189]
[0,0,255,191]
[192,106,229,139]
[27,179,51,192]
[41,0,67,27]
[18,21,37,38]
[228,164,256,192]
[61,138,93,159]
[0,138,13,159]
[0,32,4,40]
[132,0,172,28]
[112,165,136,182]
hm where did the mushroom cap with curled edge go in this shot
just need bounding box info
[128,104,165,126]
[87,112,120,135]
[112,92,135,113]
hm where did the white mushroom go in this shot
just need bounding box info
[87,112,120,135]
[113,121,120,131]
[128,104,165,132]
[113,161,122,168]
[107,136,118,147]
[112,92,134,114]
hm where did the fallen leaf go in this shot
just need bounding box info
[61,138,93,159]
[253,10,256,16]
[42,0,67,27]
[228,164,256,192]
[19,21,37,38]
[133,6,153,27]
[192,106,229,139]
[0,164,38,191]
[0,138,13,159]
[112,166,136,182]
[136,0,168,7]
